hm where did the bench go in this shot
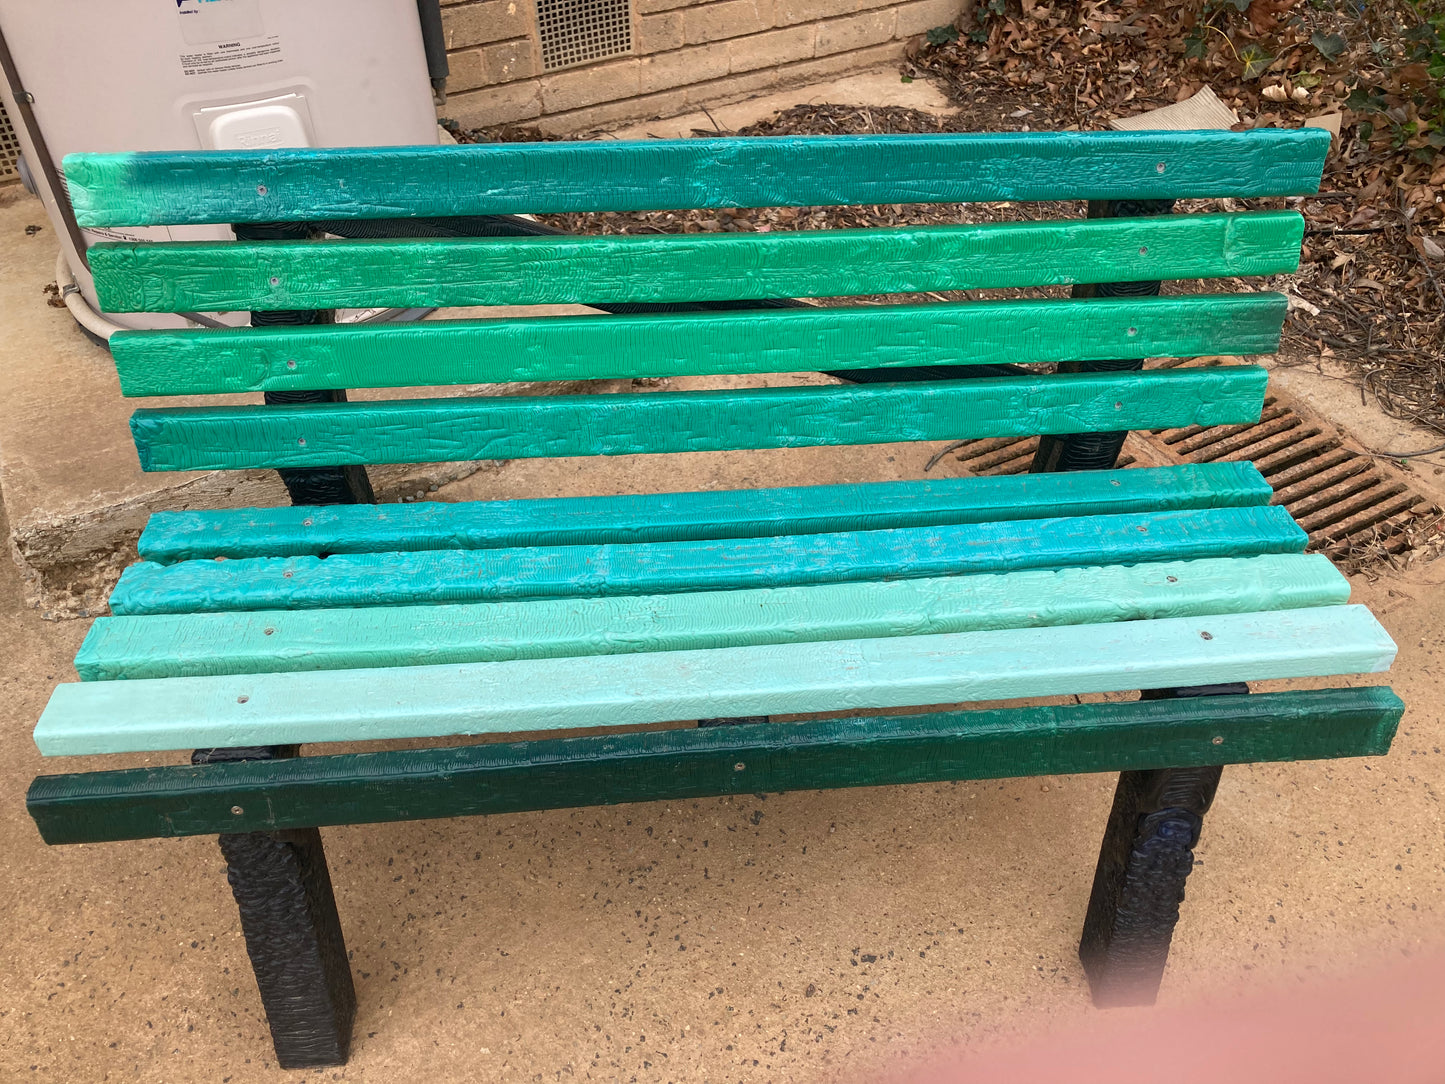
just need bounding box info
[26,128,1402,1069]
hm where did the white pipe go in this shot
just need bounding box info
[54,248,125,342]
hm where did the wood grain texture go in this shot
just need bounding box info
[76,555,1349,680]
[62,129,1331,228]
[108,505,1308,616]
[32,606,1397,755]
[88,213,1305,313]
[128,367,1269,472]
[110,293,1288,397]
[27,687,1400,844]
[137,462,1274,562]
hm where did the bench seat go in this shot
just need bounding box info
[32,462,1397,817]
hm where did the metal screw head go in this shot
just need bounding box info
[231,805,244,815]
[733,762,745,772]
[263,627,275,636]
[1126,326,1138,336]
[297,437,306,445]
[1138,246,1148,256]
[1200,631,1214,640]
[1167,575,1178,583]
[257,184,268,195]
[1211,736,1224,745]
[1156,161,1167,173]
[269,276,280,286]
[286,359,297,369]
[237,695,250,703]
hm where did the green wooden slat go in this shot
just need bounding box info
[137,462,1274,563]
[129,367,1268,472]
[34,606,1396,755]
[88,213,1305,313]
[110,293,1288,397]
[62,129,1331,228]
[109,506,1307,616]
[27,687,1401,844]
[76,555,1350,681]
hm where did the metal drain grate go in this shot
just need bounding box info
[940,369,1443,570]
[0,96,21,185]
[538,0,633,71]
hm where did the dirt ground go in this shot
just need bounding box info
[2,421,1444,1082]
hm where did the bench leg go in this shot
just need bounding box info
[197,745,355,1067]
[1078,683,1242,1006]
[217,828,357,1068]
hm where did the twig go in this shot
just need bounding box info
[924,440,971,472]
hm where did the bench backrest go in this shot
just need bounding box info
[65,128,1330,477]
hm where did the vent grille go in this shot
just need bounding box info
[936,368,1442,573]
[0,97,20,185]
[538,0,633,71]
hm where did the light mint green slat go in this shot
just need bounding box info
[62,129,1331,228]
[109,293,1288,397]
[109,506,1307,616]
[137,462,1274,563]
[34,606,1397,755]
[75,555,1351,681]
[129,368,1268,472]
[87,213,1305,313]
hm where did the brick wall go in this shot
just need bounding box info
[440,0,960,132]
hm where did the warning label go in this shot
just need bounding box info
[180,37,284,77]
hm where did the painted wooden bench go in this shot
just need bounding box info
[26,128,1403,1069]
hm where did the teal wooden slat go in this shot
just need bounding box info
[32,606,1397,755]
[62,129,1331,228]
[108,506,1308,616]
[87,213,1305,313]
[75,555,1350,680]
[137,462,1274,562]
[128,367,1268,472]
[109,293,1288,397]
[27,688,1401,844]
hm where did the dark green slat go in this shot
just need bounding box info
[129,368,1268,472]
[110,293,1288,397]
[137,463,1274,562]
[88,213,1304,313]
[26,688,1402,844]
[62,130,1331,228]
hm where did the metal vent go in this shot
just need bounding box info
[538,0,633,71]
[934,369,1442,572]
[0,97,21,185]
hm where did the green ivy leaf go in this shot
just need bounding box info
[1239,43,1273,79]
[1184,29,1208,59]
[1310,31,1347,61]
[925,23,959,44]
[1294,71,1322,88]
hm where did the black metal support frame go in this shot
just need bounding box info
[1030,198,1236,1006]
[1077,685,1242,1005]
[202,227,369,1067]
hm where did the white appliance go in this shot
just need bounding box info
[0,0,442,334]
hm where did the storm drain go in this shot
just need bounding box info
[939,374,1443,570]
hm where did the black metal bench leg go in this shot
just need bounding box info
[1079,683,1243,1006]
[217,828,356,1067]
[195,746,356,1066]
